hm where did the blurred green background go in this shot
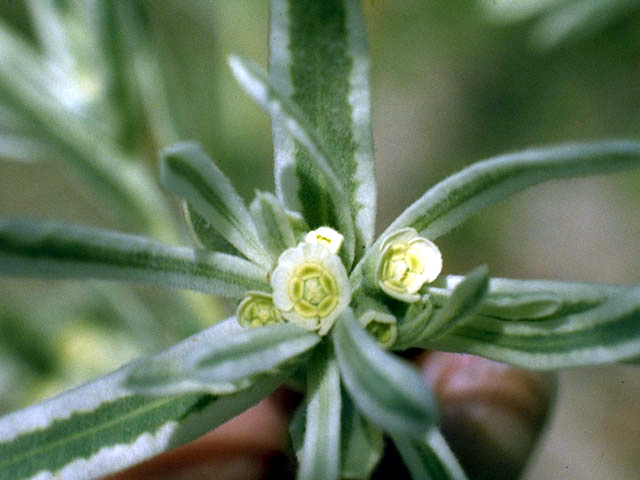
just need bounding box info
[0,1,639,478]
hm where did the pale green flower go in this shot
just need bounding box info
[236,291,283,328]
[271,241,351,335]
[377,228,443,303]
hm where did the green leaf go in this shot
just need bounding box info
[417,265,490,342]
[269,0,377,258]
[107,1,181,145]
[298,343,342,480]
[332,309,438,438]
[340,391,384,479]
[0,218,269,300]
[193,323,320,383]
[394,293,436,351]
[351,140,640,289]
[24,0,73,68]
[386,140,640,241]
[127,323,320,395]
[160,142,272,269]
[392,429,469,480]
[228,54,356,267]
[184,204,239,255]
[250,191,297,262]
[0,318,283,480]
[423,276,640,369]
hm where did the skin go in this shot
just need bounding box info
[105,352,553,480]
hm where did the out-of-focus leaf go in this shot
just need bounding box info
[340,390,384,479]
[393,429,468,480]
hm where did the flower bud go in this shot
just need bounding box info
[237,292,283,328]
[304,226,344,254]
[359,310,398,349]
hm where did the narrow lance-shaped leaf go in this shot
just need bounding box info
[160,142,272,269]
[228,55,356,267]
[184,204,239,255]
[110,1,182,146]
[25,0,73,70]
[417,265,490,343]
[0,318,284,480]
[393,293,437,351]
[250,191,297,262]
[352,140,640,284]
[422,275,640,369]
[270,0,377,257]
[388,140,640,241]
[392,429,469,480]
[0,219,269,300]
[126,323,320,396]
[332,309,438,438]
[340,390,384,479]
[298,342,342,480]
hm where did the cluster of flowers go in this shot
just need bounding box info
[237,226,443,347]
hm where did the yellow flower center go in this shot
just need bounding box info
[380,244,426,293]
[288,261,339,319]
[376,228,442,303]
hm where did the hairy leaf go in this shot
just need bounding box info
[387,140,640,241]
[0,219,269,300]
[298,343,341,480]
[332,309,437,437]
[0,318,282,480]
[160,142,271,269]
[352,140,640,296]
[127,323,320,395]
[270,0,377,258]
[228,55,356,267]
[423,276,640,369]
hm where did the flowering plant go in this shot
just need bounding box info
[0,1,639,479]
